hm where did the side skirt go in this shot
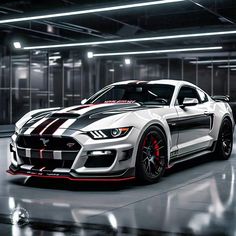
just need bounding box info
[169,141,217,167]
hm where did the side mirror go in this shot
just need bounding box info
[181,98,199,107]
[81,98,88,105]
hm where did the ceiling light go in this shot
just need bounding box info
[190,59,236,64]
[218,65,236,68]
[93,46,222,57]
[48,55,61,60]
[87,51,94,59]
[13,41,21,49]
[124,58,131,65]
[22,30,236,50]
[0,0,184,24]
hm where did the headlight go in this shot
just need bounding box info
[88,127,132,139]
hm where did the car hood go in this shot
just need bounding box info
[20,103,148,133]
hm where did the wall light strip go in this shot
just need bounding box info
[92,46,222,57]
[218,65,236,68]
[0,0,184,24]
[22,30,236,50]
[190,59,236,64]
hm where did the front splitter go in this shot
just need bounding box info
[7,165,135,182]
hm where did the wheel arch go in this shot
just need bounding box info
[133,121,171,167]
[216,114,234,139]
[134,123,169,183]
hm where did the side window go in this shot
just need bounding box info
[197,89,209,103]
[176,86,200,105]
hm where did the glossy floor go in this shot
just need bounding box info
[1,136,236,235]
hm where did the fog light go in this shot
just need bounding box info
[89,151,113,156]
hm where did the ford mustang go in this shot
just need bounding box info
[7,80,234,183]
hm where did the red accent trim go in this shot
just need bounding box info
[6,170,135,182]
[40,149,44,159]
[31,118,55,135]
[42,118,68,135]
[70,104,93,111]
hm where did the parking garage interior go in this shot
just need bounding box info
[1,0,236,235]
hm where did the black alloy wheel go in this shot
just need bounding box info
[136,126,167,184]
[214,118,233,160]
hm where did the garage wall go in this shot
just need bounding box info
[0,48,234,125]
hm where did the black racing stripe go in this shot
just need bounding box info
[66,105,160,132]
[82,103,139,117]
[31,118,55,135]
[67,103,141,130]
[167,114,211,133]
[69,105,92,112]
[42,119,68,135]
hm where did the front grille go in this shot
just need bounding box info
[17,135,81,151]
[17,135,81,169]
[21,157,73,169]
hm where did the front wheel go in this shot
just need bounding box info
[136,126,167,184]
[214,118,233,160]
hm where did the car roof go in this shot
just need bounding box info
[111,79,197,88]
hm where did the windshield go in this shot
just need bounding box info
[87,84,175,105]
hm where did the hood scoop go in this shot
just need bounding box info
[50,113,80,119]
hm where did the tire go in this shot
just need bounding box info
[213,118,233,160]
[136,126,167,184]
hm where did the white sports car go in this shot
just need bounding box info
[8,80,234,183]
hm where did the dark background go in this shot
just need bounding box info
[0,0,236,124]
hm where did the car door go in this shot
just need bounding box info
[175,86,212,157]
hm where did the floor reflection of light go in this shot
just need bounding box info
[12,226,33,236]
[9,197,16,210]
[12,225,20,236]
[22,199,32,204]
[188,214,210,233]
[107,212,118,230]
[188,164,235,233]
[222,174,226,180]
[52,202,70,207]
[225,165,235,208]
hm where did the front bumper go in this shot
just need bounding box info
[8,127,140,181]
[7,164,135,182]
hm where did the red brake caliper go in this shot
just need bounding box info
[152,136,160,160]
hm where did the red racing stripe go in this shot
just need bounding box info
[42,119,68,135]
[69,104,93,111]
[31,118,55,135]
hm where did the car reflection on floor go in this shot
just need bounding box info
[1,137,236,235]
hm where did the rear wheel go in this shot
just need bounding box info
[214,118,233,160]
[136,126,167,184]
